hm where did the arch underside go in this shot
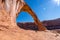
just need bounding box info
[18,3,47,31]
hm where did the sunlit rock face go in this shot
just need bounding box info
[0,0,60,40]
[0,0,47,31]
[0,28,60,40]
[0,0,25,29]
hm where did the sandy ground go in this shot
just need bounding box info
[0,27,60,40]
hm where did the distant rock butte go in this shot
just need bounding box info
[17,18,60,30]
[43,18,60,26]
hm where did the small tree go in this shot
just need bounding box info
[0,0,47,31]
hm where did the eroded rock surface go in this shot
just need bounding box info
[0,28,60,40]
[0,0,60,40]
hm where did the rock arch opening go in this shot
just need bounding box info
[0,0,47,31]
[16,3,47,31]
[16,11,39,30]
[16,12,34,22]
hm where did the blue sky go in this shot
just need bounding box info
[16,0,60,22]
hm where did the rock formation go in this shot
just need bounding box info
[17,1,47,31]
[43,18,60,26]
[0,0,60,40]
[17,18,60,30]
[0,0,47,31]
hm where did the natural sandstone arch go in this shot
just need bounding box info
[0,0,60,40]
[18,3,47,31]
[0,0,47,31]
